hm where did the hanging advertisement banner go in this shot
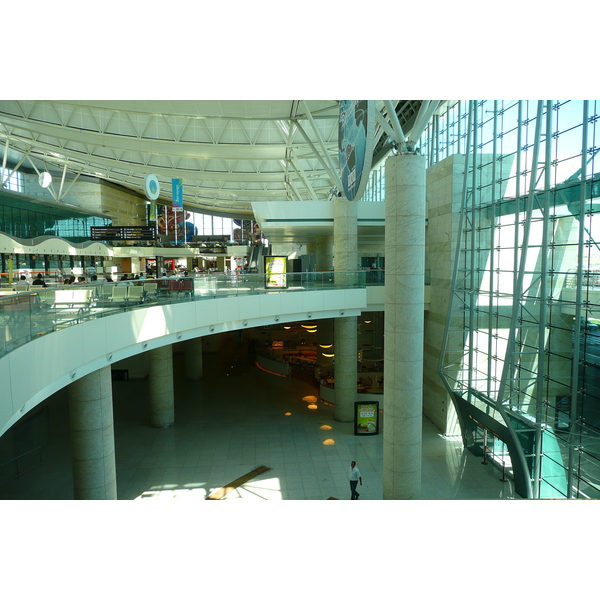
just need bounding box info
[157,205,197,243]
[172,178,183,210]
[338,100,376,201]
[149,200,157,223]
[354,400,380,435]
[265,256,288,289]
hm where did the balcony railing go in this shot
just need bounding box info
[0,271,371,359]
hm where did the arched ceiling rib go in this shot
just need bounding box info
[0,100,425,218]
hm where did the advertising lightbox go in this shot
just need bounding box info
[265,256,288,289]
[354,400,380,436]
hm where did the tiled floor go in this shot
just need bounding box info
[0,332,518,501]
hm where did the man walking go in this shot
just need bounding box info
[349,461,362,500]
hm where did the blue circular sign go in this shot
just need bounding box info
[144,174,160,200]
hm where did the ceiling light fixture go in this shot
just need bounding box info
[38,172,52,188]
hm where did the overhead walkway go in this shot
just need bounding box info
[0,271,373,438]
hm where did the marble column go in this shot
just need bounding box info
[383,153,426,499]
[185,337,203,380]
[315,236,334,272]
[68,366,117,500]
[334,316,357,422]
[333,196,358,422]
[333,196,358,278]
[149,345,175,428]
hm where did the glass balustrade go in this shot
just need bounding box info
[0,271,374,358]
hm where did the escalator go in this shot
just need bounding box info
[247,243,271,273]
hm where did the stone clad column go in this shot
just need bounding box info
[68,366,117,500]
[315,236,334,271]
[383,153,426,499]
[149,345,175,428]
[334,316,357,422]
[185,337,203,380]
[333,196,358,422]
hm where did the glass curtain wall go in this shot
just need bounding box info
[433,100,600,498]
[0,204,110,241]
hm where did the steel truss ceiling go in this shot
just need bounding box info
[0,100,424,218]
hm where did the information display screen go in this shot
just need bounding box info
[91,226,156,241]
[354,401,380,435]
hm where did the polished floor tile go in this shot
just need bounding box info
[0,334,518,501]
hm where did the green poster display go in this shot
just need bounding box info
[265,256,288,289]
[354,401,379,435]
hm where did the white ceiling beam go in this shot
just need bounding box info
[57,169,83,201]
[375,109,397,143]
[275,118,322,202]
[2,146,32,185]
[0,114,289,161]
[299,100,343,191]
[289,156,319,201]
[25,154,57,201]
[382,100,406,146]
[57,162,68,200]
[293,119,343,193]
[1,137,8,185]
[287,177,304,202]
[0,135,288,183]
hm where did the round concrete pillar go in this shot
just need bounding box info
[333,196,358,421]
[149,345,175,428]
[333,196,358,278]
[334,316,357,422]
[68,366,117,500]
[383,153,426,500]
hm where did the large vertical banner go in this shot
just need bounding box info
[149,200,157,224]
[157,205,197,243]
[338,100,376,201]
[172,178,183,210]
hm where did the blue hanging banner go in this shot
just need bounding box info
[172,178,183,209]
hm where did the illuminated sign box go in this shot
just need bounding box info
[354,400,380,436]
[265,256,288,289]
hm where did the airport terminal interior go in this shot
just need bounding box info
[1,99,599,504]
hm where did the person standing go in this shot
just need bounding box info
[349,461,362,500]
